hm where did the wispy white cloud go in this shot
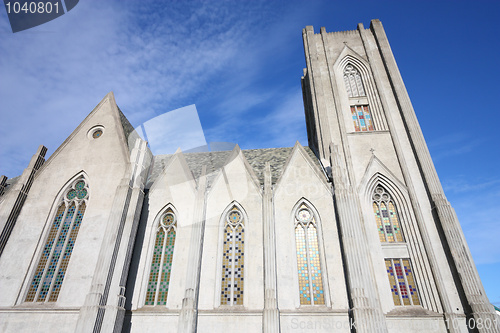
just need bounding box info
[0,0,275,177]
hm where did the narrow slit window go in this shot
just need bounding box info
[145,208,176,306]
[373,186,403,242]
[385,258,420,306]
[220,206,244,306]
[295,204,325,305]
[26,178,88,302]
[351,105,374,132]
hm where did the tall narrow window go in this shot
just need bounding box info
[372,186,404,243]
[385,258,420,306]
[343,64,366,97]
[351,105,374,132]
[145,208,176,306]
[220,206,244,306]
[26,177,88,302]
[295,203,324,305]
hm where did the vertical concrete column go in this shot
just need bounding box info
[370,19,499,333]
[302,26,333,162]
[358,22,467,333]
[178,166,207,333]
[75,139,152,333]
[0,145,47,256]
[330,143,388,333]
[0,175,7,197]
[262,163,280,333]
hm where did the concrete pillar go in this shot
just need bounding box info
[75,139,152,333]
[330,143,388,333]
[262,163,280,333]
[178,166,207,333]
[370,19,499,333]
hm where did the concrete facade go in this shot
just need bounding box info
[0,20,498,333]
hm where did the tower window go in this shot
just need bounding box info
[372,186,404,243]
[26,178,88,302]
[145,208,176,306]
[343,64,366,97]
[220,206,244,306]
[385,258,420,306]
[351,105,374,132]
[295,204,325,305]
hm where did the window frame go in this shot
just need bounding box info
[24,175,89,303]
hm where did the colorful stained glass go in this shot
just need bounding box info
[385,259,401,305]
[307,225,324,304]
[233,224,244,305]
[351,105,374,132]
[92,129,103,139]
[296,225,310,305]
[402,259,420,305]
[49,202,86,302]
[158,229,175,305]
[295,204,325,305]
[385,259,420,306]
[27,178,88,302]
[145,208,176,306]
[221,224,233,305]
[145,229,164,305]
[373,202,386,242]
[372,186,404,243]
[220,206,244,306]
[26,203,66,301]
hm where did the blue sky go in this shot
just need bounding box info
[1,0,499,308]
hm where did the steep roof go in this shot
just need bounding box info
[146,146,323,189]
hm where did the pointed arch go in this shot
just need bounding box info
[361,173,424,307]
[219,201,246,306]
[343,63,366,98]
[144,203,178,306]
[26,172,89,302]
[292,198,325,305]
[334,49,388,131]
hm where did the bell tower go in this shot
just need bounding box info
[301,20,499,333]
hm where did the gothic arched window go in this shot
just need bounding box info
[372,186,404,243]
[145,208,176,306]
[295,203,325,305]
[343,64,374,132]
[26,177,89,302]
[220,206,244,306]
[343,64,366,97]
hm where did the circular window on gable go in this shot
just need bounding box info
[93,129,103,139]
[87,126,105,140]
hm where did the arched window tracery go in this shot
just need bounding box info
[26,177,88,302]
[343,63,374,132]
[294,203,325,305]
[220,205,244,306]
[371,184,421,306]
[145,208,176,306]
[343,64,366,97]
[372,186,404,243]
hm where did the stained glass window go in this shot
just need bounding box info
[145,208,176,306]
[385,258,420,306]
[343,64,366,97]
[372,186,403,243]
[92,129,103,139]
[351,105,374,132]
[220,206,244,306]
[26,178,89,302]
[295,204,325,305]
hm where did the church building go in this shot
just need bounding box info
[0,20,498,333]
